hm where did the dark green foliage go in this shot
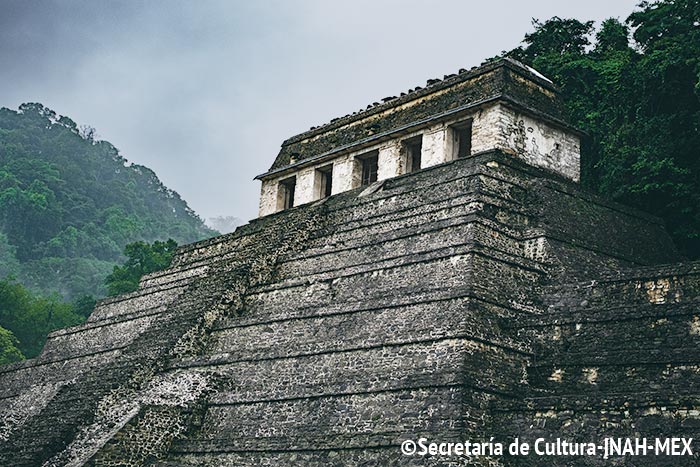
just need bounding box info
[0,103,217,299]
[0,104,217,363]
[504,0,700,259]
[0,233,19,278]
[0,278,83,358]
[72,294,97,319]
[595,18,631,54]
[105,239,178,296]
[0,325,24,365]
[515,17,595,57]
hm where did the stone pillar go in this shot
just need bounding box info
[332,155,357,194]
[471,105,506,154]
[421,123,449,168]
[377,141,403,181]
[294,167,316,205]
[258,179,278,217]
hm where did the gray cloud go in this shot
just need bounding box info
[0,0,640,222]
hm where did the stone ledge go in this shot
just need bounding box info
[172,333,532,370]
[277,220,538,281]
[219,292,531,332]
[249,243,546,297]
[497,393,700,413]
[510,298,700,328]
[530,347,700,367]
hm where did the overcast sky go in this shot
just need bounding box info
[0,0,642,224]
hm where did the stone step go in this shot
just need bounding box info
[219,340,515,404]
[221,283,530,332]
[168,198,329,268]
[537,316,700,358]
[496,392,700,415]
[542,263,700,312]
[297,193,529,257]
[309,171,529,239]
[38,308,164,363]
[175,385,465,452]
[531,346,700,369]
[205,297,528,363]
[138,263,210,289]
[277,217,537,282]
[242,248,546,324]
[172,336,526,404]
[159,450,482,467]
[87,280,191,322]
[0,347,124,399]
[509,300,700,360]
[534,175,680,266]
[511,298,700,329]
[526,361,700,396]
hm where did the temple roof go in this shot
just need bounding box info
[257,58,580,180]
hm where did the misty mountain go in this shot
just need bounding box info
[0,103,217,299]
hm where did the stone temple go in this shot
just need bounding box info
[1,58,699,466]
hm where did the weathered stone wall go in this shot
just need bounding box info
[1,151,695,466]
[161,153,542,466]
[377,139,403,180]
[472,104,580,181]
[257,179,277,216]
[495,263,700,466]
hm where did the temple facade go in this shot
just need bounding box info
[257,58,581,216]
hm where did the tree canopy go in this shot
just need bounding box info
[0,103,217,299]
[505,0,700,259]
[0,239,180,361]
[0,325,24,365]
[0,104,217,364]
[0,278,83,358]
[105,239,179,296]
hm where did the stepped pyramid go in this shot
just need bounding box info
[1,59,699,466]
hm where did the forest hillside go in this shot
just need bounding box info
[0,103,216,300]
[0,104,217,362]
